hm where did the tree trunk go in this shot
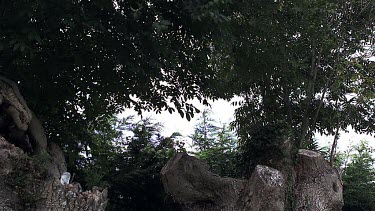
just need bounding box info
[330,125,340,166]
[298,45,322,148]
[0,77,108,210]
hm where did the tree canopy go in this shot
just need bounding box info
[213,0,375,149]
[2,0,374,153]
[0,0,229,152]
[1,1,375,209]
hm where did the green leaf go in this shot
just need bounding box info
[178,110,184,118]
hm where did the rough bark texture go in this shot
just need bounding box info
[0,77,108,210]
[161,150,343,211]
[0,136,108,210]
[0,76,32,132]
[295,149,343,211]
[27,110,48,155]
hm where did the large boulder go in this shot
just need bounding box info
[161,153,285,211]
[295,149,343,210]
[237,165,285,211]
[161,150,343,211]
[161,153,245,210]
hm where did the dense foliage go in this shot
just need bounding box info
[0,0,228,162]
[190,110,238,177]
[1,0,375,209]
[237,122,292,177]
[342,141,375,211]
[1,0,374,164]
[217,0,375,151]
[75,116,184,210]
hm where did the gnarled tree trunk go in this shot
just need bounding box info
[0,77,108,210]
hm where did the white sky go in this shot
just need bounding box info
[120,98,238,136]
[119,99,375,153]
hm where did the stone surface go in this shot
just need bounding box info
[0,76,32,131]
[161,153,285,211]
[161,150,343,211]
[237,165,285,211]
[295,149,343,211]
[161,152,245,210]
[0,136,108,211]
[28,111,48,154]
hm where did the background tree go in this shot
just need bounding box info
[191,109,238,177]
[190,109,219,151]
[342,140,375,211]
[75,116,185,210]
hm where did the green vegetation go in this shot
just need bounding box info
[74,116,184,210]
[191,110,238,177]
[342,141,375,211]
[226,0,375,154]
[1,0,375,210]
[77,114,375,210]
[312,140,375,211]
[237,122,292,177]
[73,113,239,209]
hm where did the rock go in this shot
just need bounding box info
[0,136,108,210]
[295,149,343,211]
[237,165,285,211]
[161,150,343,211]
[0,77,32,132]
[161,153,285,211]
[0,137,25,210]
[48,142,67,178]
[161,153,245,210]
[27,111,48,154]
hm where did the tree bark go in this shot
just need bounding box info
[330,125,340,166]
[298,45,322,148]
[0,77,108,210]
[0,137,108,210]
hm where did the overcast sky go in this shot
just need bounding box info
[119,99,375,152]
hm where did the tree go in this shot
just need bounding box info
[1,0,374,209]
[0,0,231,164]
[190,109,219,151]
[0,1,234,196]
[191,110,238,177]
[194,4,375,208]
[342,141,375,211]
[207,0,375,152]
[77,116,185,210]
